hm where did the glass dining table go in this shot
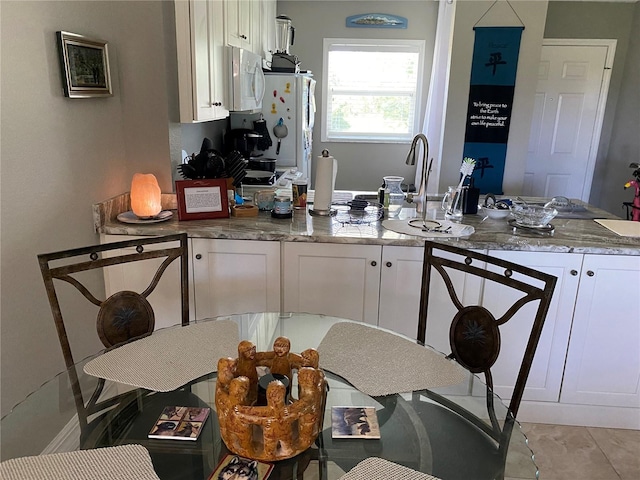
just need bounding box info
[1,313,539,480]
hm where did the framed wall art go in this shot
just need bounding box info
[346,14,407,29]
[175,179,229,221]
[56,31,112,98]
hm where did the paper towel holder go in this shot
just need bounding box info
[310,149,338,217]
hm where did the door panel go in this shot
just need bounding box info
[283,243,381,325]
[525,44,609,200]
[192,239,280,319]
[561,255,640,407]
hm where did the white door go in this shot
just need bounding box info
[525,41,614,201]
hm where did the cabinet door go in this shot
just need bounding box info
[420,249,485,356]
[192,239,280,319]
[378,246,424,340]
[486,251,582,403]
[101,235,193,330]
[561,254,640,407]
[283,242,381,325]
[175,0,228,122]
[258,0,276,64]
[224,0,253,50]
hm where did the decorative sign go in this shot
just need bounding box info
[463,27,524,194]
[175,179,229,220]
[346,13,407,29]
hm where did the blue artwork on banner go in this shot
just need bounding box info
[470,27,523,86]
[463,27,523,194]
[463,143,508,195]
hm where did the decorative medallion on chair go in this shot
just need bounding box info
[97,290,155,347]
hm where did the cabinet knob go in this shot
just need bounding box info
[241,34,247,39]
[586,270,595,277]
[195,254,202,260]
[570,269,578,276]
[386,261,392,268]
[370,261,377,267]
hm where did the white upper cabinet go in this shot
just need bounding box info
[258,0,277,64]
[174,0,229,122]
[224,0,254,51]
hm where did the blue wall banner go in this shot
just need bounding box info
[463,26,524,194]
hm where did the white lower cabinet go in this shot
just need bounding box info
[192,239,280,319]
[283,242,382,325]
[101,233,639,426]
[101,235,193,330]
[378,246,425,339]
[560,254,640,408]
[485,251,582,403]
[283,243,482,346]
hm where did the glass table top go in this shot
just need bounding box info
[1,313,538,479]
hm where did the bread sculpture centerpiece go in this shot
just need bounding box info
[215,337,327,461]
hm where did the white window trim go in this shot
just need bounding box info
[321,38,425,144]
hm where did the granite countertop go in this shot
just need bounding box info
[94,192,640,255]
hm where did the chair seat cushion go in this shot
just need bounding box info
[0,444,160,480]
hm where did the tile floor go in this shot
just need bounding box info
[520,423,640,480]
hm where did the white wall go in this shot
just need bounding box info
[602,2,640,216]
[0,1,173,419]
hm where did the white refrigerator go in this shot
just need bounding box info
[261,73,316,180]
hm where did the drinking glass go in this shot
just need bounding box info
[441,186,464,221]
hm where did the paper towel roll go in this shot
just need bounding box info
[313,153,337,212]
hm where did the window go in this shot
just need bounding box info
[321,38,425,143]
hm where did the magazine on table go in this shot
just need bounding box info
[148,406,210,441]
[331,406,381,439]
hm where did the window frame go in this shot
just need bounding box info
[321,38,425,144]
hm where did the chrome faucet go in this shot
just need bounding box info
[405,133,433,223]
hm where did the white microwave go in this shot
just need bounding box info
[229,47,265,112]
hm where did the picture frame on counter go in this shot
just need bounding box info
[175,179,229,220]
[56,31,112,98]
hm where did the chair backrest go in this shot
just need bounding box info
[417,241,556,418]
[38,233,189,432]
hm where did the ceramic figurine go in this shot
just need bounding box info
[215,340,327,461]
[236,340,259,405]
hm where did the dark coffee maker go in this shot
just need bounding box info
[225,129,263,160]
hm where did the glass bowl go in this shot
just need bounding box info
[509,205,558,227]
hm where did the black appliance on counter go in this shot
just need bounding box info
[225,129,277,185]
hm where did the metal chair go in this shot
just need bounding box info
[37,233,189,440]
[414,241,557,480]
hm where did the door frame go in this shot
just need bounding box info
[541,39,616,201]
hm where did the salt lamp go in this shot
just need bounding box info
[130,173,162,218]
